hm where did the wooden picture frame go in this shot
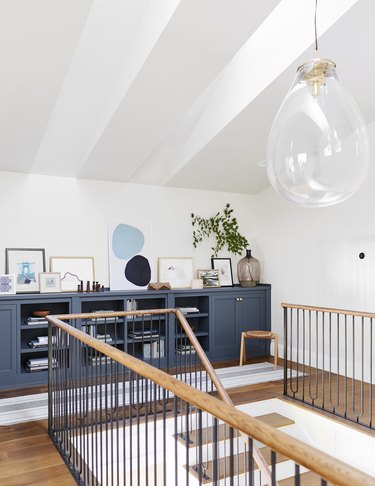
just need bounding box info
[39,272,61,293]
[158,257,193,289]
[197,269,221,288]
[50,256,95,292]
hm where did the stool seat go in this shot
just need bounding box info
[239,330,278,368]
[244,331,274,338]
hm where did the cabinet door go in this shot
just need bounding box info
[0,304,17,386]
[238,293,269,358]
[211,295,239,359]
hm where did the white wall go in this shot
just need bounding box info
[256,122,375,348]
[0,171,256,287]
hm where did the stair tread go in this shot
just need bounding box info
[186,446,289,483]
[279,471,334,485]
[178,413,294,447]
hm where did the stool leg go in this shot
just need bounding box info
[240,333,245,366]
[274,335,278,369]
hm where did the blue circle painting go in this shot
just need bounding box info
[112,224,144,260]
[125,255,151,286]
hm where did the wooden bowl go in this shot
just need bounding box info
[32,310,50,317]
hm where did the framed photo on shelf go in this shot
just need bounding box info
[211,257,233,287]
[158,257,194,289]
[39,272,61,293]
[197,269,221,288]
[0,274,16,295]
[5,248,46,293]
[50,256,95,292]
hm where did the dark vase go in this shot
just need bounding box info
[237,249,260,287]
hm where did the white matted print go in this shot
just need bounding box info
[5,248,46,293]
[108,221,153,290]
[158,258,193,289]
[0,274,16,295]
[39,272,61,293]
[50,257,95,292]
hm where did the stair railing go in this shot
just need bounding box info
[283,303,375,430]
[48,311,374,486]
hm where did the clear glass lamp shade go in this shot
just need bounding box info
[266,59,369,207]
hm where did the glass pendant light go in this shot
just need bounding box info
[266,0,368,207]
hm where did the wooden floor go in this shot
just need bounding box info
[0,357,370,485]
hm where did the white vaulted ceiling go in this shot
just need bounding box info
[1,0,374,193]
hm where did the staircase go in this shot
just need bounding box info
[179,411,328,485]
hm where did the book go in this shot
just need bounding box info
[178,307,200,314]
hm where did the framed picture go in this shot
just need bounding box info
[158,257,193,289]
[50,256,95,292]
[5,248,46,293]
[0,274,16,295]
[39,272,61,293]
[197,269,221,288]
[211,257,233,287]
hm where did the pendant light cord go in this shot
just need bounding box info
[314,0,318,55]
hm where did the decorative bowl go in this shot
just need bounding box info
[32,310,50,317]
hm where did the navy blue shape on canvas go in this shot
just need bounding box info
[125,255,151,287]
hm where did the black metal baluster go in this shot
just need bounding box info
[212,418,218,485]
[248,437,254,486]
[271,450,276,486]
[344,315,348,418]
[283,306,288,396]
[322,312,325,410]
[294,464,300,486]
[302,310,306,402]
[370,318,373,428]
[229,426,234,486]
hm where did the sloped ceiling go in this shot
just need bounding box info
[1,0,373,194]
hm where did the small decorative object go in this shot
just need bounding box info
[39,272,61,293]
[31,310,50,317]
[5,248,46,293]
[211,257,233,287]
[158,257,194,289]
[108,221,153,290]
[191,203,248,257]
[50,256,95,292]
[197,269,220,288]
[0,274,16,295]
[147,282,171,291]
[190,279,203,289]
[237,249,260,288]
[86,280,90,293]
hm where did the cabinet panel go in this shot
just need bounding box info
[0,305,17,386]
[238,293,269,358]
[211,296,238,359]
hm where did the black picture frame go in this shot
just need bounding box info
[211,257,233,287]
[5,248,46,293]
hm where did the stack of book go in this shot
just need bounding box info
[86,310,117,324]
[25,357,57,372]
[28,336,56,348]
[88,354,109,366]
[178,307,199,314]
[176,344,196,355]
[128,329,159,340]
[96,333,113,344]
[25,316,49,325]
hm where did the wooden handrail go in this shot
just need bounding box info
[282,302,375,319]
[48,314,375,486]
[54,309,272,483]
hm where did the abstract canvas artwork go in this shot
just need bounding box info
[108,221,153,290]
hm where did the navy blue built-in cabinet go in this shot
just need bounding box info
[0,285,271,389]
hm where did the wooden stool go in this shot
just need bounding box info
[239,330,278,368]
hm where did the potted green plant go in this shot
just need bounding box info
[191,203,249,258]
